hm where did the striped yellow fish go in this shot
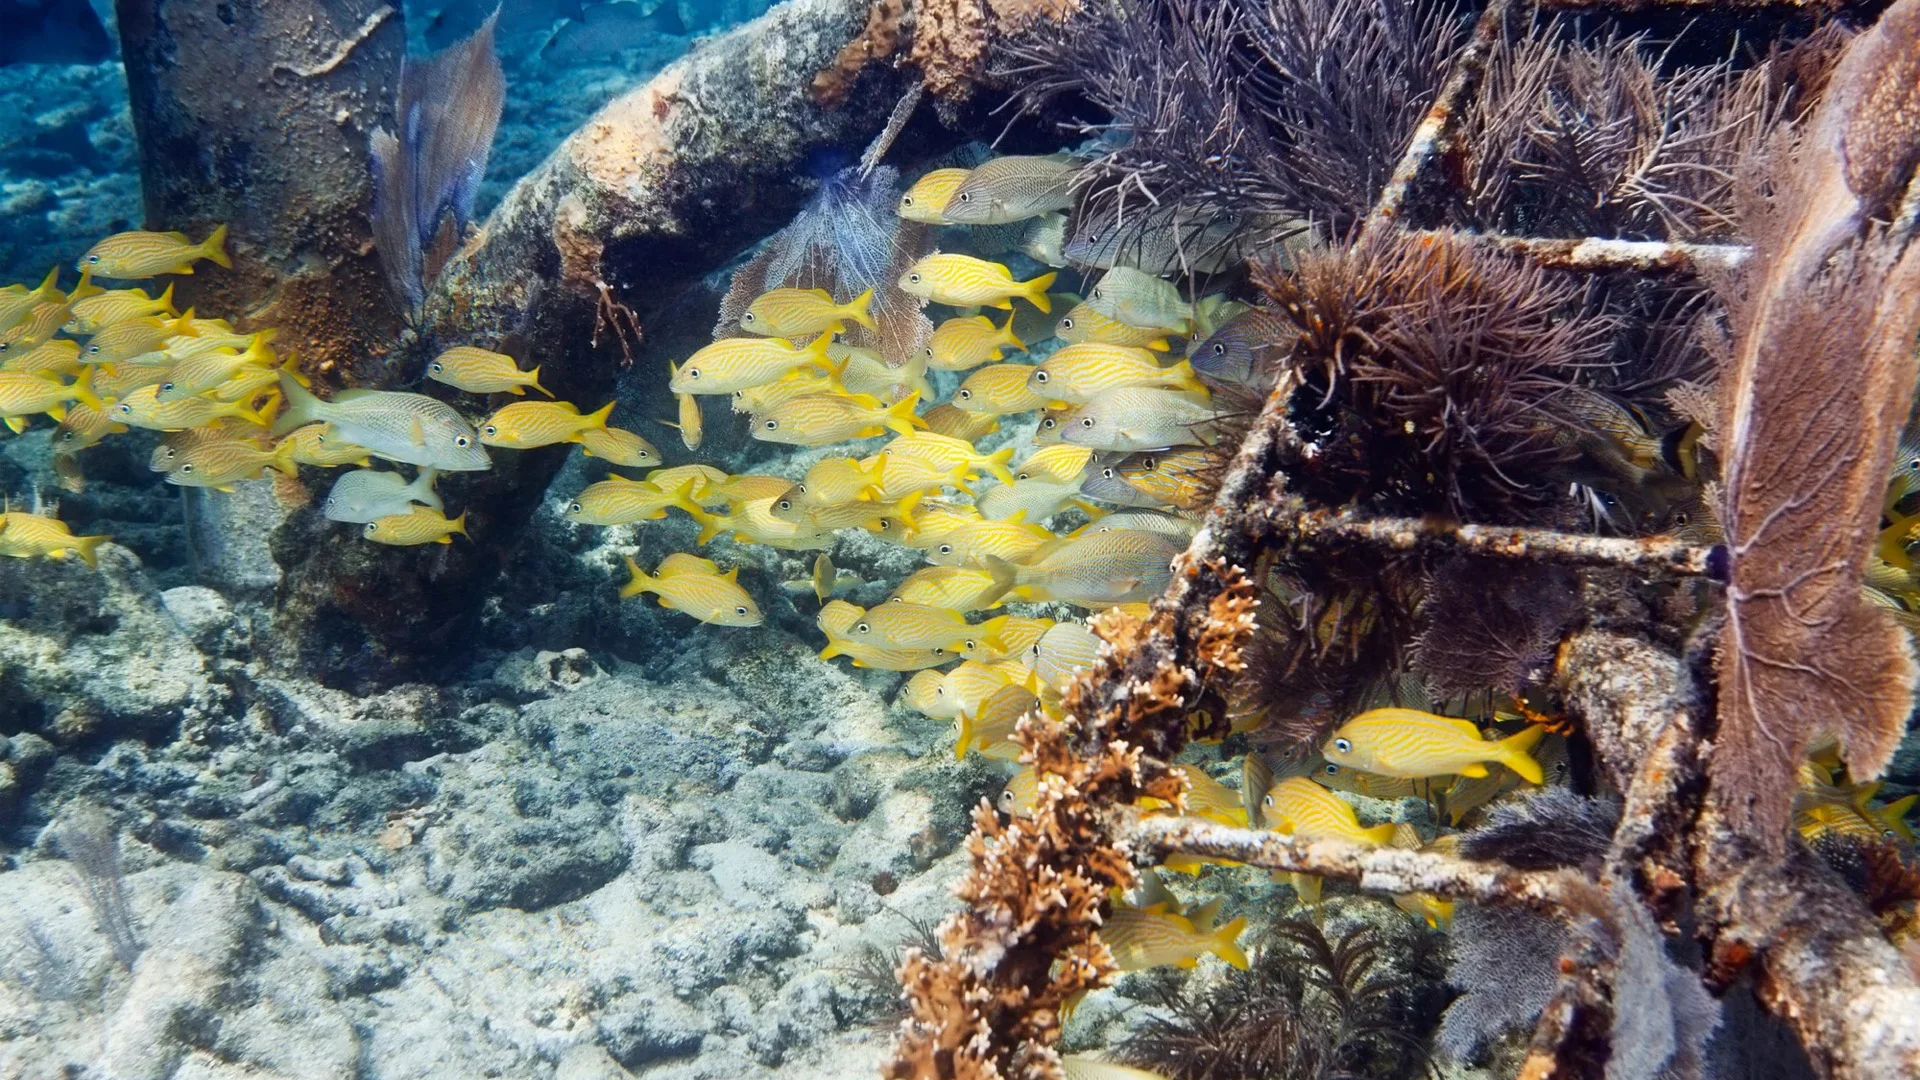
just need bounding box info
[1102,900,1248,971]
[479,400,613,448]
[833,343,932,402]
[1015,444,1094,484]
[954,683,1037,760]
[0,269,64,333]
[844,602,1007,653]
[920,660,1015,720]
[684,497,836,550]
[1263,777,1396,845]
[364,507,467,546]
[1030,343,1204,405]
[53,401,127,451]
[741,287,876,338]
[1,339,83,376]
[163,437,296,490]
[154,337,276,402]
[818,602,954,670]
[647,464,729,503]
[896,501,982,547]
[926,314,1024,371]
[78,224,230,278]
[731,367,840,414]
[667,361,703,450]
[899,253,1057,312]
[428,346,550,397]
[577,425,660,468]
[79,311,193,364]
[65,282,175,334]
[897,167,971,223]
[1325,709,1547,783]
[620,555,762,626]
[955,363,1049,415]
[0,509,109,566]
[901,669,947,714]
[1055,302,1172,351]
[921,402,1001,442]
[889,565,1009,611]
[0,301,73,353]
[967,615,1053,658]
[0,369,100,432]
[566,475,704,526]
[672,334,835,395]
[1029,620,1101,692]
[926,514,1054,567]
[999,766,1041,817]
[798,456,889,505]
[1086,267,1192,333]
[881,431,1017,485]
[111,383,265,432]
[1139,764,1248,827]
[773,493,920,531]
[974,477,1084,523]
[751,392,922,446]
[278,423,374,468]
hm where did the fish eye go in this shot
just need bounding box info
[1211,343,1226,356]
[763,419,778,430]
[1143,457,1157,470]
[1675,512,1690,525]
[86,345,100,355]
[1333,738,1353,754]
[1034,371,1048,383]
[1102,467,1115,478]
[116,404,132,415]
[86,254,99,263]
[735,606,749,616]
[901,195,915,206]
[569,501,582,513]
[161,382,174,392]
[888,596,904,604]
[957,192,971,202]
[482,425,497,437]
[878,519,892,529]
[180,463,193,473]
[1911,457,1920,471]
[1017,472,1030,480]
[1080,417,1095,428]
[965,639,978,651]
[855,622,871,634]
[1324,763,1339,775]
[742,313,756,323]
[1060,318,1075,330]
[921,348,934,359]
[687,368,700,379]
[1041,418,1057,430]
[430,362,443,373]
[938,544,953,555]
[909,273,922,284]
[364,523,377,535]
[958,389,971,400]
[778,499,792,511]
[457,435,473,447]
[60,430,74,441]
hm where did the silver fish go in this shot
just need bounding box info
[975,476,1085,522]
[1019,213,1069,267]
[322,467,444,523]
[941,155,1078,225]
[272,372,491,471]
[1085,267,1191,333]
[986,527,1184,607]
[1189,307,1288,389]
[1061,386,1223,452]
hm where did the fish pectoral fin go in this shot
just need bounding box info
[409,415,426,447]
[3,417,24,434]
[1458,763,1489,778]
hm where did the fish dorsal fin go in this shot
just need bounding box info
[723,566,740,583]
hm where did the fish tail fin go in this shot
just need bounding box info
[270,370,322,436]
[69,534,109,569]
[882,392,923,437]
[981,554,1019,608]
[69,269,101,302]
[199,224,233,269]
[953,712,974,760]
[818,639,845,660]
[1290,872,1322,906]
[982,445,1017,486]
[32,266,60,298]
[685,504,727,546]
[890,490,925,530]
[999,315,1025,353]
[526,366,554,397]
[1187,897,1224,932]
[155,282,177,314]
[409,466,444,512]
[580,401,616,434]
[1363,823,1398,846]
[1146,336,1171,352]
[1023,273,1058,313]
[1211,917,1249,969]
[618,556,655,599]
[973,614,1010,653]
[859,455,888,497]
[843,287,877,331]
[1168,358,1206,394]
[68,366,101,412]
[448,511,468,539]
[1496,725,1548,785]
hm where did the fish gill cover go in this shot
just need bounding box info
[370,12,506,313]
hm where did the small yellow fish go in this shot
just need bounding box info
[897,167,971,223]
[164,437,297,490]
[671,334,835,395]
[751,392,922,446]
[664,359,705,450]
[647,463,729,503]
[78,225,230,278]
[566,475,704,526]
[1263,777,1396,845]
[1030,343,1204,405]
[741,287,876,338]
[1028,621,1101,692]
[277,423,374,468]
[684,497,836,550]
[954,683,1037,759]
[999,766,1041,817]
[364,506,468,545]
[861,451,976,503]
[1014,444,1094,484]
[1,339,83,376]
[1055,302,1172,351]
[1085,267,1191,333]
[480,400,614,449]
[155,336,276,402]
[818,603,958,670]
[427,346,550,397]
[955,363,1050,415]
[925,314,1024,371]
[1138,764,1248,827]
[731,367,841,414]
[111,383,266,432]
[707,473,794,507]
[93,361,169,399]
[0,300,74,352]
[974,476,1084,522]
[899,253,1056,312]
[896,501,982,547]
[0,370,101,432]
[889,565,1008,611]
[66,282,176,334]
[620,555,762,626]
[880,431,1017,485]
[926,513,1055,567]
[1324,709,1547,783]
[845,603,1006,654]
[920,402,1001,442]
[901,668,947,713]
[774,493,921,531]
[0,269,63,333]
[53,401,127,451]
[797,456,889,505]
[832,343,932,403]
[1092,448,1218,511]
[920,660,1016,720]
[0,509,109,566]
[1102,899,1248,971]
[578,425,661,468]
[77,311,193,365]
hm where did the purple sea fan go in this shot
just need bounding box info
[717,158,936,365]
[370,12,505,314]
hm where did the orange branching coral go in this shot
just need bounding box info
[887,564,1256,1078]
[814,0,906,107]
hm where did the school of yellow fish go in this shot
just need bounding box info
[4,159,1911,991]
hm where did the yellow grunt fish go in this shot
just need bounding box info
[899,253,1057,312]
[565,475,704,526]
[0,509,109,566]
[1030,343,1204,405]
[665,360,704,450]
[1,339,83,377]
[731,367,840,414]
[164,437,298,490]
[880,431,1017,485]
[741,287,876,338]
[1,370,101,432]
[154,337,276,402]
[901,668,947,713]
[897,167,971,223]
[1015,444,1094,484]
[53,401,126,451]
[1029,621,1101,692]
[619,555,762,626]
[844,602,1007,654]
[78,225,230,278]
[684,497,836,550]
[671,334,835,395]
[975,476,1084,523]
[647,464,728,502]
[797,456,889,505]
[1102,900,1248,971]
[480,400,614,449]
[79,311,194,364]
[859,451,975,502]
[955,363,1050,415]
[1138,764,1248,827]
[0,269,64,333]
[918,402,1001,443]
[428,346,550,397]
[751,391,922,446]
[1324,709,1547,783]
[112,383,266,432]
[920,660,1014,721]
[954,683,1038,759]
[831,343,931,403]
[1263,777,1397,845]
[773,493,921,532]
[278,423,374,468]
[577,425,660,468]
[925,314,1024,371]
[364,507,467,546]
[889,565,1009,611]
[999,766,1041,817]
[66,282,176,334]
[925,513,1054,567]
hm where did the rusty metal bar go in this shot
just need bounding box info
[1413,230,1752,274]
[1267,504,1723,577]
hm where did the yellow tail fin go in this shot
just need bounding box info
[882,391,923,437]
[1363,822,1398,846]
[1211,916,1249,969]
[579,401,616,434]
[842,287,877,332]
[70,534,109,569]
[1022,272,1059,313]
[1496,725,1548,784]
[200,224,232,269]
[68,367,101,412]
[526,366,554,398]
[618,556,655,599]
[982,445,1017,486]
[998,315,1025,354]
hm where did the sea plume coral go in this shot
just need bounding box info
[1709,0,1920,852]
[369,12,505,314]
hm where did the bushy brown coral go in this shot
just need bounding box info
[813,0,1078,105]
